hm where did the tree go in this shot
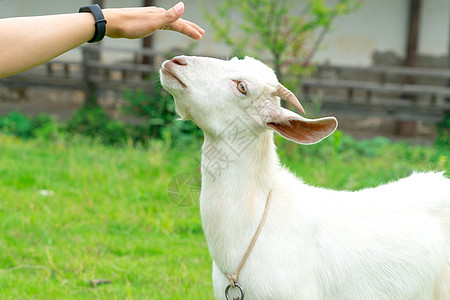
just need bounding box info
[200,0,360,85]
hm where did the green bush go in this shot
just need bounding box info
[122,75,203,148]
[436,113,450,149]
[122,74,174,140]
[65,106,128,146]
[31,114,60,141]
[0,111,33,138]
[161,118,203,149]
[0,111,60,140]
[0,106,203,148]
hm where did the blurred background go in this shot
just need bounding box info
[0,0,449,146]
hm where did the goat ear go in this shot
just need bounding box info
[266,106,338,145]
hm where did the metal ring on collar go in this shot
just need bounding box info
[225,283,245,300]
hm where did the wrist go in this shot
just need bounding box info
[102,9,124,39]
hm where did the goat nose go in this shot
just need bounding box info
[171,56,188,66]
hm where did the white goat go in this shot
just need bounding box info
[160,55,450,300]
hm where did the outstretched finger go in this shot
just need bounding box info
[166,19,204,39]
[183,19,205,36]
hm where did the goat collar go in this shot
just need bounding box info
[223,188,273,300]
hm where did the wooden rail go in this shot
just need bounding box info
[1,46,449,124]
[301,65,450,122]
[0,45,163,105]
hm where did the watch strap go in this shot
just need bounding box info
[79,4,107,43]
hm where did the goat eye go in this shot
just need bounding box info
[236,81,248,95]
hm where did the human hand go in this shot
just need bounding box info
[103,2,204,40]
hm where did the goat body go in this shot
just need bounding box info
[160,55,450,300]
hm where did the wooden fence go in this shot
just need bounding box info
[1,46,449,124]
[301,65,450,123]
[0,45,163,105]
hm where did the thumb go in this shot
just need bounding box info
[163,2,184,23]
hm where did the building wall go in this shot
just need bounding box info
[314,0,450,65]
[155,0,450,66]
[0,0,448,66]
[315,0,409,65]
[419,0,450,56]
[152,0,233,57]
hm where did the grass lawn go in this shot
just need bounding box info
[0,133,448,299]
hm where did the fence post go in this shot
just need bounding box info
[82,46,98,107]
[397,0,422,136]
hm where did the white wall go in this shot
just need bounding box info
[0,0,84,17]
[154,0,450,66]
[419,0,450,56]
[314,0,450,66]
[314,0,409,65]
[1,0,449,66]
[152,0,232,57]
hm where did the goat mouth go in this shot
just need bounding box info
[161,68,187,88]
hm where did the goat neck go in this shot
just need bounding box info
[200,128,278,273]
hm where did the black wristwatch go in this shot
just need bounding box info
[79,4,107,43]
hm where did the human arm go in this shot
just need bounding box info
[0,2,204,78]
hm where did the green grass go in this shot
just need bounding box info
[0,132,448,299]
[0,135,210,299]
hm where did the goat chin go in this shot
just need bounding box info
[160,55,450,300]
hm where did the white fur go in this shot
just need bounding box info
[160,56,450,300]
